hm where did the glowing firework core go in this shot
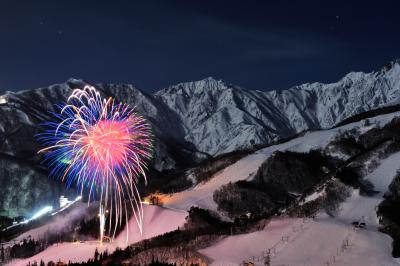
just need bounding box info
[38,86,153,242]
[85,120,131,168]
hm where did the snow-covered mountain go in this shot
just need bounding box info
[11,106,400,266]
[155,60,400,155]
[0,79,200,171]
[1,60,400,216]
[2,60,400,160]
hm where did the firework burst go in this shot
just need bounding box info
[38,86,153,242]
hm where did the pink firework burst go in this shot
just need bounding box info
[38,86,153,242]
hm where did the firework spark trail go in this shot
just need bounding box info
[99,204,106,244]
[38,86,153,242]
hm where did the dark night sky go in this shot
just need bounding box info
[1,0,400,92]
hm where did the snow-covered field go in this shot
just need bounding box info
[8,205,187,266]
[199,150,400,266]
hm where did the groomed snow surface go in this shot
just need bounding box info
[7,112,400,265]
[199,152,400,266]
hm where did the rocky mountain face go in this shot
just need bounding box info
[1,60,400,217]
[155,60,400,155]
[0,156,59,217]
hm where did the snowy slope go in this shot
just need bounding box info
[199,151,400,266]
[162,111,400,213]
[4,203,97,248]
[8,205,187,266]
[8,111,400,266]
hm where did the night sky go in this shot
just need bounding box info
[1,0,400,92]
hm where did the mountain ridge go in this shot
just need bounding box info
[154,60,400,155]
[2,60,400,158]
[1,59,400,216]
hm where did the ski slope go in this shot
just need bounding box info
[7,111,400,265]
[8,205,187,266]
[163,111,400,213]
[4,202,95,249]
[199,152,400,266]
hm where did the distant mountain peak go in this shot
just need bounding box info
[66,78,84,83]
[177,76,225,87]
[381,59,400,73]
